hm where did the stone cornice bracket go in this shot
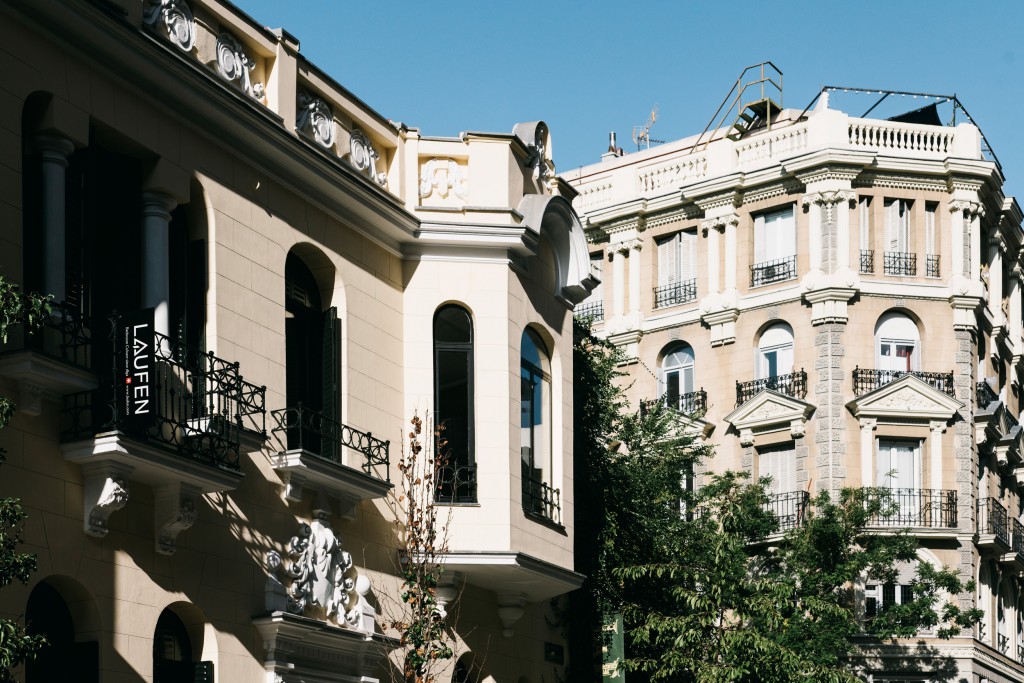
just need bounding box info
[296,92,335,149]
[143,0,196,52]
[700,214,738,237]
[215,33,264,101]
[803,286,858,326]
[346,130,387,187]
[155,482,200,555]
[739,428,755,447]
[949,294,983,331]
[82,462,133,537]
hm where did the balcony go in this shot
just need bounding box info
[653,279,697,309]
[978,381,999,409]
[926,255,940,278]
[573,300,604,322]
[750,255,796,288]
[642,389,707,416]
[270,404,392,513]
[0,300,96,414]
[735,370,807,406]
[764,490,809,532]
[852,367,954,397]
[883,251,917,276]
[859,249,874,274]
[862,488,957,529]
[978,497,1012,551]
[435,463,478,504]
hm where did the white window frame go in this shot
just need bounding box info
[874,313,920,372]
[884,198,912,254]
[754,206,796,265]
[756,324,794,380]
[758,444,796,495]
[656,230,697,287]
[660,345,695,409]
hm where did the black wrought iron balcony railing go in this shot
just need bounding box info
[852,367,954,397]
[522,462,560,524]
[999,633,1010,656]
[271,404,389,482]
[735,370,807,406]
[926,255,940,278]
[859,249,875,274]
[1012,518,1024,557]
[641,389,708,417]
[573,300,604,322]
[435,462,477,504]
[653,279,697,309]
[764,490,809,531]
[750,255,797,287]
[62,327,266,471]
[977,381,999,410]
[862,488,957,528]
[978,497,1011,546]
[883,251,917,276]
[0,299,91,370]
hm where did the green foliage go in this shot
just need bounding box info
[391,414,454,683]
[0,277,49,681]
[570,320,980,683]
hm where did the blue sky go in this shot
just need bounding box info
[235,0,1024,196]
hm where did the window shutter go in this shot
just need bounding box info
[885,199,896,252]
[589,255,604,302]
[781,208,796,258]
[193,661,214,683]
[754,214,766,264]
[898,200,911,252]
[657,234,680,285]
[680,231,696,281]
[859,197,870,252]
[925,203,936,256]
[321,307,341,431]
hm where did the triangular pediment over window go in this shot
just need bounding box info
[724,390,816,442]
[846,374,963,423]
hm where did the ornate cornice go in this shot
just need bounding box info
[645,206,701,231]
[693,189,742,212]
[346,130,387,187]
[143,0,196,53]
[742,178,804,205]
[854,171,947,192]
[214,32,264,101]
[296,92,334,149]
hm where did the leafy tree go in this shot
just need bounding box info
[569,321,980,683]
[0,276,49,681]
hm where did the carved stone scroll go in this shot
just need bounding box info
[143,0,196,52]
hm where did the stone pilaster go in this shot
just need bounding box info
[813,321,846,494]
[953,327,978,611]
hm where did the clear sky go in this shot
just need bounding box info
[234,0,1024,197]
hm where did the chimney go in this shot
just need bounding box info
[601,132,619,161]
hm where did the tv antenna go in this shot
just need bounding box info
[632,106,664,150]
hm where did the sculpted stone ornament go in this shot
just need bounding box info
[87,476,129,537]
[143,0,196,52]
[157,499,197,555]
[347,130,387,187]
[284,516,363,628]
[296,93,334,149]
[215,33,264,100]
[419,158,467,200]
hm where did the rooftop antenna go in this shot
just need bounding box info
[632,106,664,150]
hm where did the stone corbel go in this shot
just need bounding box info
[15,381,53,418]
[497,591,527,638]
[701,306,740,347]
[739,428,755,447]
[277,473,358,519]
[434,571,464,620]
[949,294,983,332]
[155,482,200,555]
[790,419,806,440]
[82,462,133,537]
[802,286,858,326]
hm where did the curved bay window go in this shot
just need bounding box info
[521,328,558,522]
[434,305,476,503]
[282,253,340,458]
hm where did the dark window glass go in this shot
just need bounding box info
[434,305,474,502]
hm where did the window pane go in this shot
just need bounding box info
[434,306,472,343]
[436,349,470,468]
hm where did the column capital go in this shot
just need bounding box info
[32,134,75,166]
[801,190,855,208]
[929,420,947,433]
[948,199,984,218]
[624,238,642,253]
[859,417,877,431]
[141,190,178,221]
[700,214,739,236]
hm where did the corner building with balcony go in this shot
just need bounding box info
[0,1,594,681]
[565,82,1024,681]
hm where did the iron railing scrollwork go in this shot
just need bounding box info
[0,299,91,370]
[977,381,999,409]
[979,497,1011,546]
[852,367,954,397]
[926,255,940,278]
[883,251,917,276]
[862,488,957,528]
[859,249,874,274]
[735,370,807,405]
[573,300,604,322]
[750,255,796,287]
[1012,518,1024,557]
[653,279,697,308]
[270,404,390,482]
[642,389,707,416]
[434,463,478,504]
[62,321,266,472]
[764,490,809,531]
[522,465,561,524]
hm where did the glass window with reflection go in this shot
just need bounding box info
[521,328,552,517]
[433,305,475,503]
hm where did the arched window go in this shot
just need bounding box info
[660,345,695,411]
[874,312,920,372]
[26,581,97,683]
[154,610,193,683]
[521,328,555,520]
[756,323,794,380]
[998,580,1014,655]
[434,305,475,503]
[283,253,340,457]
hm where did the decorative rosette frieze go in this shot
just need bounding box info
[346,130,387,187]
[215,33,264,101]
[143,0,196,52]
[296,93,335,149]
[419,158,467,200]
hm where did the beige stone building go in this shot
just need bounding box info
[565,67,1024,681]
[0,0,595,681]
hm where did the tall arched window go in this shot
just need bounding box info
[154,610,193,683]
[998,581,1014,655]
[283,253,340,457]
[874,312,920,372]
[756,323,794,380]
[26,581,98,683]
[434,305,475,503]
[521,328,555,520]
[660,345,694,411]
